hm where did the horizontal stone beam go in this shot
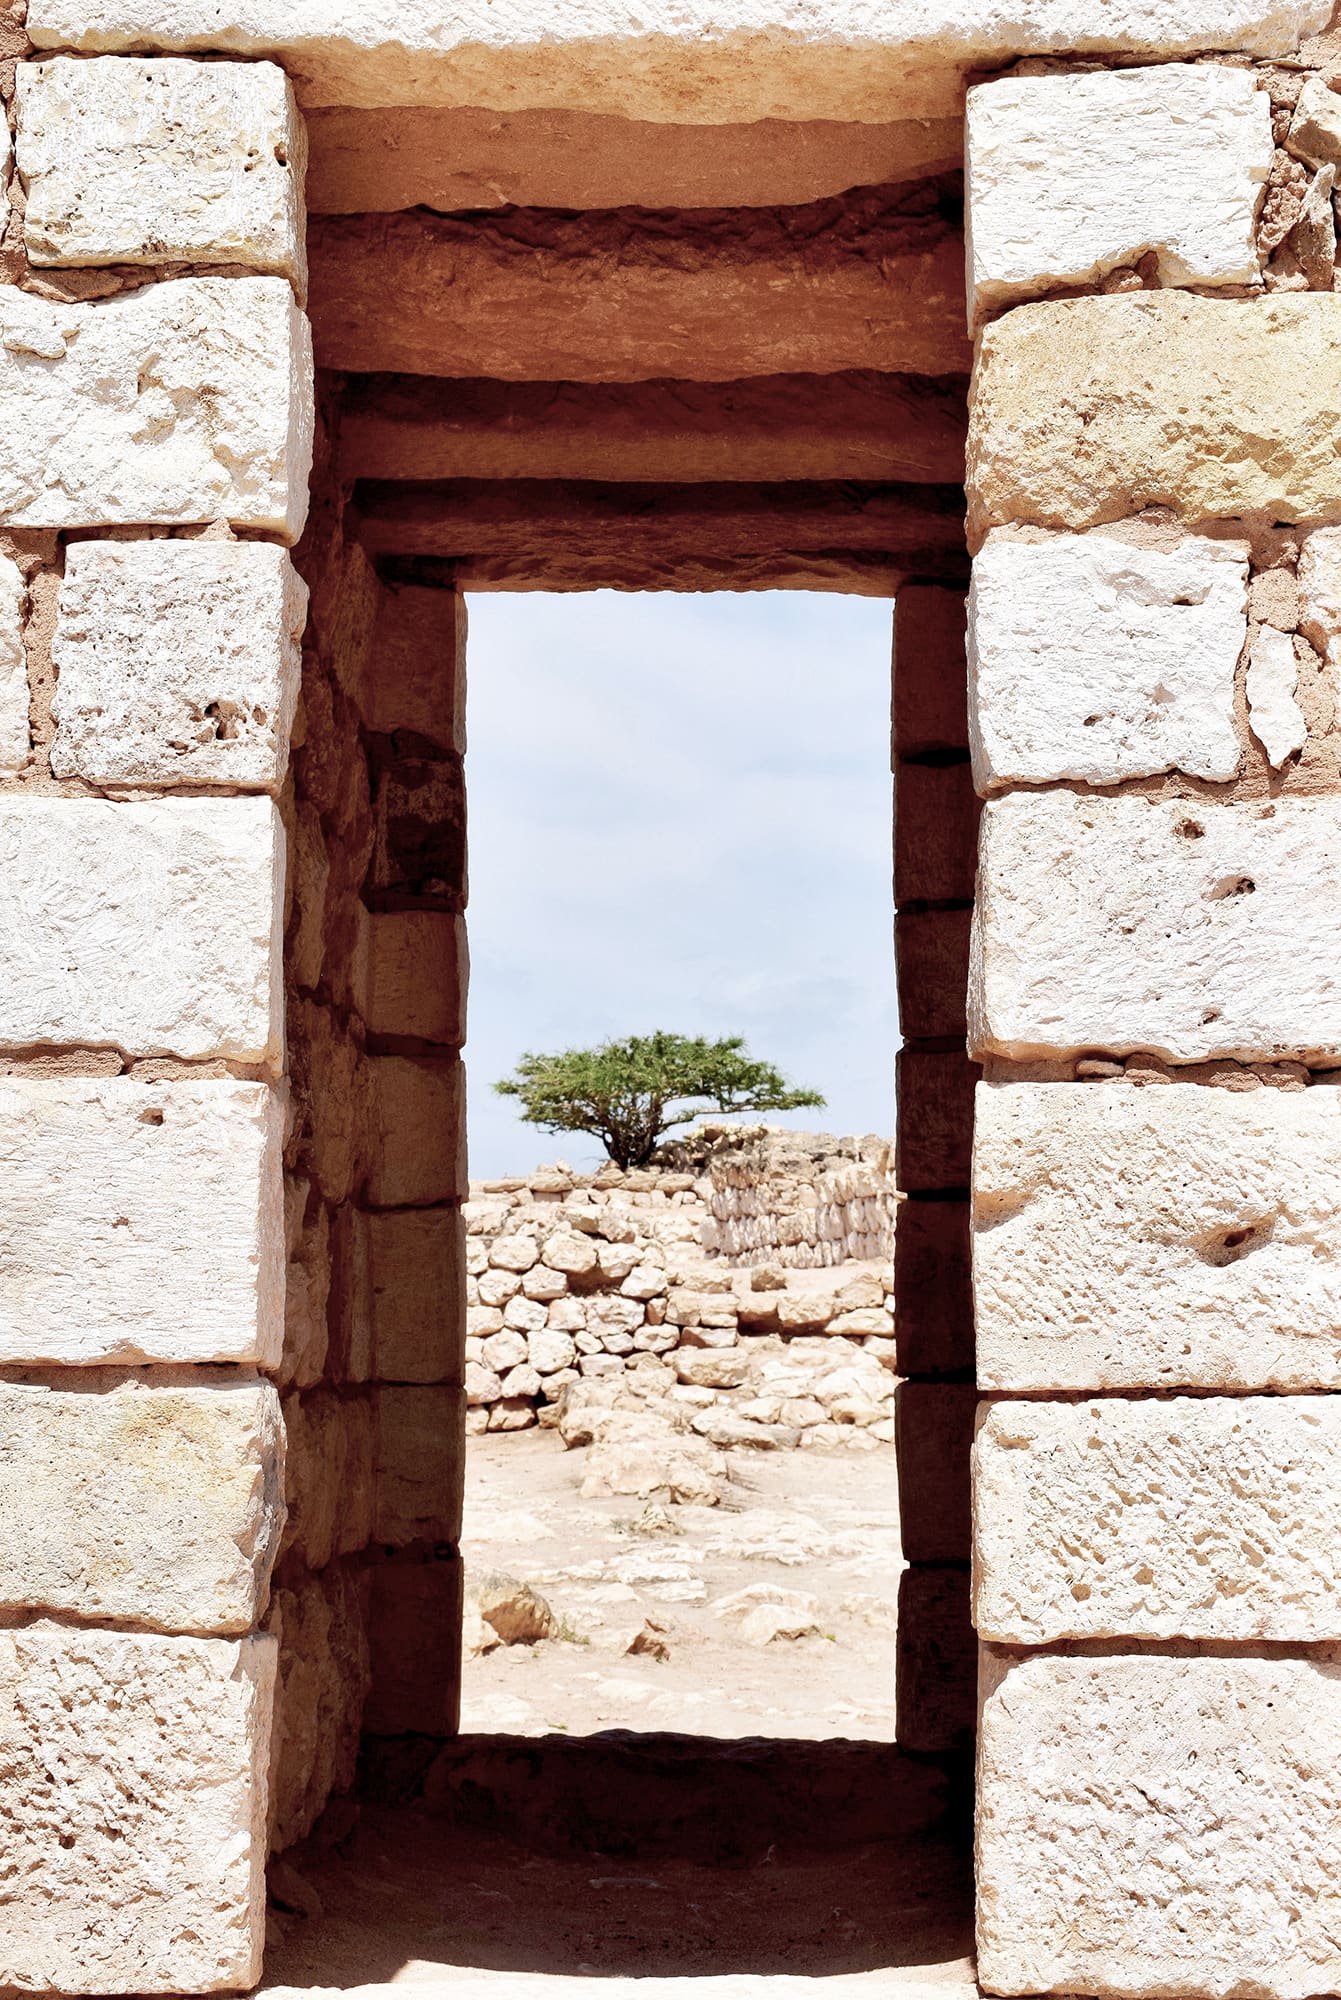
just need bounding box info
[338,374,967,486]
[353,480,967,574]
[417,550,922,595]
[27,3,1326,116]
[306,106,963,212]
[308,196,970,381]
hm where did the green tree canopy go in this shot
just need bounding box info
[494,1030,825,1170]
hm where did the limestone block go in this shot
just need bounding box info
[0,551,28,772]
[364,1556,461,1736]
[16,57,306,286]
[368,1207,465,1384]
[0,1078,284,1367]
[895,907,971,1040]
[967,531,1246,788]
[967,295,1341,545]
[894,1197,972,1378]
[1299,524,1341,671]
[267,1561,369,1851]
[0,1368,282,1633]
[896,1381,974,1562]
[0,1621,274,1994]
[1287,74,1341,170]
[970,793,1341,1064]
[280,1389,375,1572]
[896,1047,977,1192]
[358,580,465,749]
[367,1055,467,1208]
[374,1385,465,1546]
[976,1396,1341,1643]
[50,539,306,790]
[0,796,284,1063]
[974,1081,1341,1390]
[892,582,968,759]
[896,1565,974,1756]
[1246,623,1307,768]
[0,277,311,539]
[358,908,467,1045]
[25,2,1329,120]
[894,760,980,904]
[966,66,1271,325]
[978,1649,1341,1999]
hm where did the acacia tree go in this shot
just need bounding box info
[494,1030,825,1169]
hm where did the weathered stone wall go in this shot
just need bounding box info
[464,1133,897,1437]
[964,29,1341,1999]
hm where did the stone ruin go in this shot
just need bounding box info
[464,1126,900,1443]
[0,0,1340,1992]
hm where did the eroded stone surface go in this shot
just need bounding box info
[267,1563,369,1851]
[967,65,1272,324]
[975,1396,1341,1641]
[970,793,1341,1063]
[0,551,27,772]
[1287,73,1341,170]
[967,295,1341,544]
[1299,524,1341,675]
[0,277,311,538]
[0,1079,285,1367]
[978,1649,1341,1999]
[16,56,306,285]
[25,2,1328,117]
[51,540,306,789]
[973,1081,1341,1390]
[1247,622,1307,767]
[967,530,1246,788]
[0,1369,283,1632]
[0,796,284,1063]
[0,1621,275,1994]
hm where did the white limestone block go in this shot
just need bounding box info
[0,1369,283,1631]
[974,1081,1341,1391]
[0,276,311,539]
[0,551,28,772]
[50,539,306,789]
[1287,73,1341,170]
[970,792,1341,1063]
[22,3,1330,119]
[16,57,306,288]
[978,1649,1341,1999]
[1299,525,1341,691]
[0,1621,274,1994]
[966,65,1273,325]
[0,796,284,1063]
[975,1396,1341,1642]
[968,530,1246,789]
[0,1079,284,1367]
[1246,622,1307,767]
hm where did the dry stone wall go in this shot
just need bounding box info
[464,1131,897,1441]
[964,30,1341,1999]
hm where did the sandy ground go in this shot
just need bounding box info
[259,1429,977,1995]
[459,1426,904,1739]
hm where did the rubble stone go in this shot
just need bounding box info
[0,553,27,773]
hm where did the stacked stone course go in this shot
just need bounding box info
[964,26,1341,1998]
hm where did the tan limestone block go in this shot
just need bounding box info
[367,1207,465,1384]
[977,1648,1341,1999]
[357,580,465,748]
[0,277,312,539]
[967,295,1341,547]
[367,1054,467,1208]
[0,1368,282,1633]
[374,1384,465,1547]
[24,2,1328,118]
[267,1562,369,1851]
[1287,74,1341,171]
[0,796,285,1063]
[50,539,306,790]
[16,57,307,287]
[975,1396,1341,1643]
[0,1078,284,1367]
[974,1080,1341,1390]
[970,792,1341,1064]
[0,551,28,772]
[966,65,1271,326]
[280,1389,375,1571]
[0,1621,274,1994]
[358,909,467,1046]
[967,530,1247,789]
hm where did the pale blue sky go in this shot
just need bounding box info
[463,591,899,1178]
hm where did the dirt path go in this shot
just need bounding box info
[460,1426,904,1739]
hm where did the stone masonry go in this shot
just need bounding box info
[2,1,1340,1993]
